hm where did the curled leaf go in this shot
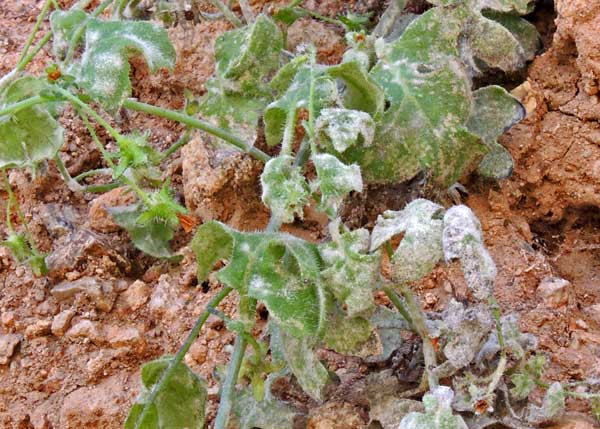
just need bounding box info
[316,108,375,153]
[260,155,309,224]
[311,154,363,217]
[442,205,496,300]
[371,199,444,284]
[400,386,468,429]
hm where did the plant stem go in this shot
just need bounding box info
[18,32,53,71]
[209,0,243,27]
[307,47,318,156]
[17,0,54,65]
[0,96,46,117]
[214,334,248,429]
[383,286,415,330]
[74,167,112,182]
[486,297,507,396]
[160,129,192,161]
[397,283,438,389]
[122,98,271,163]
[237,0,254,23]
[298,7,345,27]
[280,106,298,157]
[1,171,38,252]
[132,286,233,429]
[53,154,84,192]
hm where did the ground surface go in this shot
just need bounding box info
[0,0,599,428]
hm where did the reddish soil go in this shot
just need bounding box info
[0,0,599,428]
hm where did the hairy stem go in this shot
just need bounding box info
[64,0,114,64]
[122,98,271,163]
[214,334,248,429]
[53,154,84,192]
[17,0,54,66]
[209,0,243,27]
[1,171,38,253]
[74,167,112,182]
[132,286,233,429]
[160,129,193,161]
[0,96,46,117]
[237,0,254,23]
[383,286,415,330]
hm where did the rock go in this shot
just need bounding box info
[1,310,15,328]
[0,334,22,364]
[537,277,570,308]
[39,203,78,237]
[45,230,131,280]
[89,187,136,233]
[149,274,186,321]
[65,320,103,345]
[116,280,151,312]
[369,398,424,429]
[51,310,76,337]
[59,375,130,428]
[51,277,117,312]
[104,325,144,350]
[24,320,51,339]
[188,341,208,364]
[307,402,364,429]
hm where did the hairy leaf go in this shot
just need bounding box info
[114,132,161,179]
[467,86,525,179]
[400,386,468,429]
[443,205,496,300]
[483,12,541,61]
[527,382,566,422]
[323,306,373,355]
[316,109,375,153]
[320,226,380,317]
[108,203,180,260]
[0,77,63,170]
[264,66,337,147]
[191,222,324,337]
[477,314,538,364]
[200,15,283,145]
[78,19,175,110]
[311,153,363,217]
[271,324,329,401]
[261,155,309,224]
[50,9,88,60]
[125,356,207,429]
[371,199,444,284]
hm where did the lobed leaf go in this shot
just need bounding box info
[316,109,375,153]
[371,199,445,284]
[0,77,63,171]
[311,153,363,217]
[260,155,310,224]
[125,356,207,429]
[442,205,496,300]
[467,86,525,179]
[319,227,380,317]
[78,19,175,110]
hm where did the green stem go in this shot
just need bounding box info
[298,7,345,27]
[64,0,114,64]
[80,182,120,193]
[0,96,46,118]
[18,32,53,71]
[214,334,248,429]
[383,286,415,331]
[74,167,112,182]
[237,0,254,23]
[486,297,507,396]
[397,283,438,389]
[565,390,600,400]
[122,98,271,163]
[307,47,318,156]
[2,172,14,234]
[53,154,84,192]
[209,0,243,27]
[132,286,233,429]
[17,0,54,65]
[160,129,192,161]
[1,171,38,252]
[280,106,298,156]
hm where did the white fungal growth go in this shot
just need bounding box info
[316,108,375,153]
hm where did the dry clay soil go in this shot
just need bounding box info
[1,0,600,428]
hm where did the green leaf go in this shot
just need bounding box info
[527,382,566,422]
[50,9,87,60]
[483,12,541,61]
[78,18,175,110]
[322,306,373,355]
[316,109,375,153]
[273,6,307,26]
[371,199,445,284]
[247,237,324,337]
[114,131,161,179]
[2,233,30,262]
[108,203,181,260]
[0,77,63,170]
[338,11,373,32]
[199,15,283,146]
[232,373,298,429]
[136,186,187,230]
[260,155,310,224]
[191,221,234,282]
[443,205,497,300]
[311,153,363,217]
[125,356,207,429]
[400,386,468,429]
[327,61,385,119]
[271,323,329,401]
[467,85,525,179]
[320,226,380,317]
[264,66,337,147]
[510,354,547,399]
